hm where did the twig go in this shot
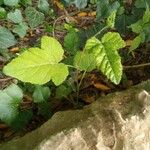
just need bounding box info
[123,63,150,70]
[0,77,13,82]
[53,15,65,37]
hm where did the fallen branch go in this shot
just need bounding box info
[124,63,150,70]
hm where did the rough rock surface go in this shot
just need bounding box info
[0,80,150,150]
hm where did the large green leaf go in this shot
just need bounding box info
[85,32,125,84]
[0,26,17,49]
[25,7,45,28]
[0,84,23,125]
[3,36,69,85]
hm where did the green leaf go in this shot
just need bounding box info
[38,101,51,118]
[101,32,125,51]
[106,11,116,28]
[135,0,150,8]
[0,0,4,5]
[56,84,71,99]
[74,51,96,71]
[25,7,45,28]
[0,84,23,125]
[64,0,88,9]
[64,29,80,55]
[7,9,23,24]
[3,36,69,85]
[33,85,51,103]
[0,7,6,19]
[11,109,33,130]
[96,0,120,20]
[143,9,150,23]
[0,26,17,49]
[20,0,32,6]
[85,32,125,84]
[13,22,28,38]
[131,21,143,33]
[38,0,49,13]
[4,0,19,6]
[129,33,145,51]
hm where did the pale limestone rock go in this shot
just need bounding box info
[0,80,150,150]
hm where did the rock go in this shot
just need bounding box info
[0,80,150,150]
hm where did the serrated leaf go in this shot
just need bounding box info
[106,10,116,28]
[130,20,143,33]
[74,51,96,71]
[0,26,17,49]
[33,85,51,103]
[85,32,125,84]
[25,7,45,28]
[4,0,19,6]
[7,9,23,24]
[64,30,80,55]
[38,0,49,13]
[101,32,125,51]
[0,84,23,125]
[3,36,69,85]
[13,22,28,38]
[143,9,150,24]
[129,33,145,51]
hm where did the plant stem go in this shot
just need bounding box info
[124,63,150,69]
[76,70,87,102]
[94,26,109,37]
[66,64,77,69]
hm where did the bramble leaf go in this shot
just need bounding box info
[129,33,145,51]
[3,36,69,85]
[85,32,125,84]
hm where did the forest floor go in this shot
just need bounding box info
[0,1,150,142]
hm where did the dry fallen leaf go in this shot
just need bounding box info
[125,39,132,47]
[54,0,64,10]
[94,82,111,91]
[10,47,19,53]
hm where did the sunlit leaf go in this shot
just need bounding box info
[3,36,69,85]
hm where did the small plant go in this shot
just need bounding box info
[1,0,149,131]
[3,11,125,87]
[129,8,150,52]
